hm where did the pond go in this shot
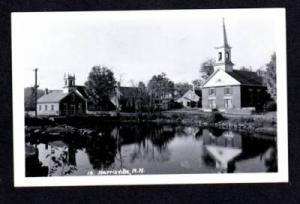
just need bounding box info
[26,124,277,176]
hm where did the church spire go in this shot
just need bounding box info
[214,18,234,72]
[222,18,230,48]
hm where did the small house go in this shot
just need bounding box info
[176,89,201,108]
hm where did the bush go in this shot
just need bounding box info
[264,101,277,111]
[208,111,224,123]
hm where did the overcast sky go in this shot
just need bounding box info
[12,9,282,89]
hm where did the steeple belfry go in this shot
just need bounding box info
[63,73,76,93]
[214,18,234,72]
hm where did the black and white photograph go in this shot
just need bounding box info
[11,9,288,186]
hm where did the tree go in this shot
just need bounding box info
[174,82,193,96]
[138,81,146,91]
[147,73,175,99]
[239,66,253,72]
[264,53,276,102]
[85,65,116,110]
[200,58,215,80]
[24,87,44,111]
[192,79,203,90]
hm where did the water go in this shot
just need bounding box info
[26,124,277,176]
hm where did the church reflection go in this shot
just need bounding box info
[202,128,277,173]
[202,129,242,173]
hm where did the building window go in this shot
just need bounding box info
[209,99,216,109]
[39,105,41,111]
[51,105,54,111]
[218,52,222,61]
[209,88,215,96]
[225,99,232,109]
[45,105,47,111]
[224,87,231,95]
[225,51,230,60]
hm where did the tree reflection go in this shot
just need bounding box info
[85,133,117,170]
[114,124,174,165]
[150,126,175,151]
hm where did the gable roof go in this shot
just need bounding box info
[202,69,265,88]
[227,70,264,86]
[176,89,200,102]
[75,86,89,99]
[37,91,68,103]
[202,69,240,88]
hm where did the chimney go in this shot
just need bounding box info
[45,88,49,95]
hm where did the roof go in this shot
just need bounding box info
[202,69,265,88]
[176,89,200,102]
[37,91,68,103]
[75,86,89,98]
[227,70,264,86]
[119,86,139,97]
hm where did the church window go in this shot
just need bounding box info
[224,99,232,109]
[218,52,222,61]
[209,99,216,109]
[225,52,230,60]
[224,87,231,95]
[209,88,215,96]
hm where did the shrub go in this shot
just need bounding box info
[208,111,224,123]
[264,101,277,111]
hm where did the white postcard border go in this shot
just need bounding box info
[12,8,288,187]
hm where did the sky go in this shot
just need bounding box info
[12,9,282,90]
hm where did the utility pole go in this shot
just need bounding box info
[34,68,39,117]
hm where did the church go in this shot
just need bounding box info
[201,19,269,113]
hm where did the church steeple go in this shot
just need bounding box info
[222,18,230,48]
[214,18,234,72]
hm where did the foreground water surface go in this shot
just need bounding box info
[26,123,277,176]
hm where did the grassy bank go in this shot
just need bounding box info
[25,109,276,136]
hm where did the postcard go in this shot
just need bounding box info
[12,8,288,186]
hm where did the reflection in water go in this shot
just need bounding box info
[202,130,242,173]
[86,131,117,170]
[26,124,277,176]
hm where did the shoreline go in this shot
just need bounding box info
[25,110,277,137]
